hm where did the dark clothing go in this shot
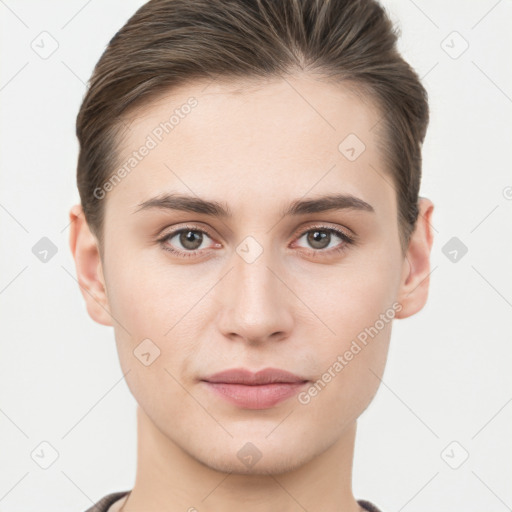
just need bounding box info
[83,490,383,512]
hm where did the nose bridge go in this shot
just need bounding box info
[217,234,292,342]
[233,237,281,313]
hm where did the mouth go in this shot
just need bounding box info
[200,367,309,409]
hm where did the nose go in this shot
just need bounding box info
[215,241,294,345]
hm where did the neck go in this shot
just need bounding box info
[123,406,361,512]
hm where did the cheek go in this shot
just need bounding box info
[308,249,401,346]
[297,301,393,427]
[105,251,196,335]
[104,261,197,413]
[294,249,400,412]
[104,254,213,385]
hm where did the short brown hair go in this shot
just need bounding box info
[76,0,429,254]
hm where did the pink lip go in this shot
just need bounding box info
[201,367,309,410]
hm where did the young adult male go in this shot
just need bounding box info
[69,0,435,510]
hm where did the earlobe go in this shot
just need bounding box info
[395,198,435,319]
[68,204,113,327]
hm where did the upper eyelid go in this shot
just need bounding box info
[159,223,350,236]
[295,223,352,237]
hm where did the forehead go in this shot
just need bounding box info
[106,74,395,222]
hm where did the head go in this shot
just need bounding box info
[70,0,434,475]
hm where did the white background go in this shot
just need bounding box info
[1,1,511,511]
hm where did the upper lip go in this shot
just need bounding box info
[202,367,308,385]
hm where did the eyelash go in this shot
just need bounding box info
[156,224,356,259]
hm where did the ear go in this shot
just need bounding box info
[68,204,113,326]
[395,197,435,319]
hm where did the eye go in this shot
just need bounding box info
[157,225,218,258]
[157,223,356,259]
[293,225,355,255]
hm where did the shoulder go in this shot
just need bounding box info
[82,490,130,512]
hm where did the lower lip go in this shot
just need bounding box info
[203,381,308,409]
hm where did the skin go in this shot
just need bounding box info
[69,73,434,512]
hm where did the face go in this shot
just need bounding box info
[72,73,433,475]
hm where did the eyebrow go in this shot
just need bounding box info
[134,192,375,217]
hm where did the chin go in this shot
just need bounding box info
[204,450,312,476]
[186,433,318,476]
